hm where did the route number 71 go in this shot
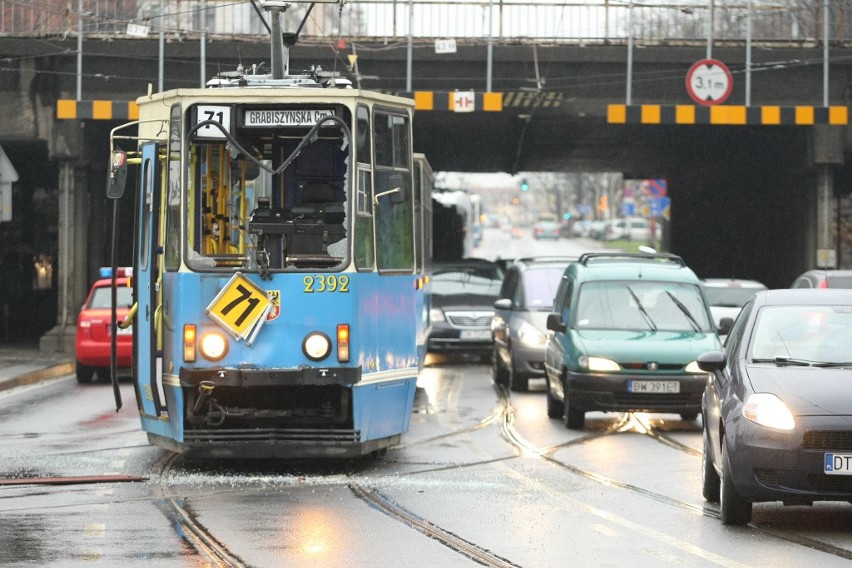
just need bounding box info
[195,105,231,139]
[206,272,272,339]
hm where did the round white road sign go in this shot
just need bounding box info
[685,59,733,105]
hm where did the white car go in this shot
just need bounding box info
[701,278,768,329]
[603,217,661,242]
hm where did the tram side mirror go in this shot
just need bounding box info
[107,150,127,199]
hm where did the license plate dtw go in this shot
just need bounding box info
[825,453,852,475]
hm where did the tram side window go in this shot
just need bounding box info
[374,111,413,272]
[355,105,374,271]
[164,104,181,271]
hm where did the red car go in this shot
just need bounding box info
[74,268,134,383]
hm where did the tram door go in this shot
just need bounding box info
[135,142,166,416]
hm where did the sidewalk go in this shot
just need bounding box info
[0,343,74,393]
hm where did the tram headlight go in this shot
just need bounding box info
[199,330,229,362]
[303,332,332,361]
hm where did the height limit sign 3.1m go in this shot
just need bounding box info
[685,59,732,105]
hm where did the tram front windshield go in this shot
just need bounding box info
[175,104,352,273]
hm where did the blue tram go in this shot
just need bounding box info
[107,3,429,458]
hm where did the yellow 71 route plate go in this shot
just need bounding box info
[206,272,272,339]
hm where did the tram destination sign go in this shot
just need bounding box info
[244,109,334,127]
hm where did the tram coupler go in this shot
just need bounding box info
[189,380,216,419]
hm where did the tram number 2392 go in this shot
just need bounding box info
[304,274,350,293]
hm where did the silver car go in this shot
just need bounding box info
[491,257,575,391]
[701,278,767,330]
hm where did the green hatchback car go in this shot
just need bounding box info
[544,252,723,429]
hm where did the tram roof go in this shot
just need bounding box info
[135,85,414,114]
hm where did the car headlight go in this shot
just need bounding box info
[684,361,706,373]
[517,321,546,347]
[579,356,621,372]
[303,332,332,361]
[742,393,795,431]
[429,308,445,323]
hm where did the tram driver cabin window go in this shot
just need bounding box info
[185,105,350,271]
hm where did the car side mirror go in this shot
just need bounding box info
[696,350,726,372]
[546,312,566,333]
[494,298,512,310]
[717,317,734,336]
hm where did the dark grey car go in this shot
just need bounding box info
[698,289,852,525]
[427,259,504,357]
[491,257,574,392]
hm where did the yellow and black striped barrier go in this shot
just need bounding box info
[56,99,139,120]
[400,91,503,112]
[608,104,848,126]
[55,98,846,125]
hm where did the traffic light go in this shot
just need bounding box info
[520,178,529,192]
[563,212,571,220]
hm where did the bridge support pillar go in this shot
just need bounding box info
[809,125,845,269]
[39,160,89,355]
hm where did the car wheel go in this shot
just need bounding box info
[720,440,752,525]
[75,361,94,384]
[563,376,585,429]
[507,355,529,393]
[491,348,509,388]
[546,375,564,419]
[681,412,698,422]
[701,424,720,502]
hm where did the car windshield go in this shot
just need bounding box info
[88,286,134,309]
[750,305,852,364]
[432,265,503,296]
[523,266,567,309]
[703,285,765,307]
[575,281,713,332]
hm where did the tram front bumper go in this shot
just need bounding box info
[179,365,361,388]
[178,366,361,432]
[171,366,403,458]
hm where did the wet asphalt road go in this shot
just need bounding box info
[3,230,852,567]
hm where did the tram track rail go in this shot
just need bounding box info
[154,452,248,568]
[349,483,522,568]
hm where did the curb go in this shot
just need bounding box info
[0,362,75,393]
